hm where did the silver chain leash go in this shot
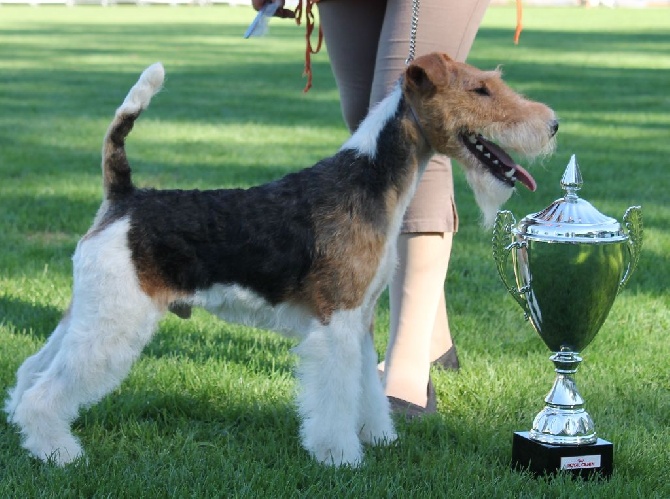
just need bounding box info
[405,0,420,65]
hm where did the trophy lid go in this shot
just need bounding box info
[517,155,627,242]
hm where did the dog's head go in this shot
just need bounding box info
[402,52,558,226]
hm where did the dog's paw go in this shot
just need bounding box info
[358,402,397,447]
[24,433,83,466]
[310,441,363,468]
[359,424,398,447]
[302,429,363,467]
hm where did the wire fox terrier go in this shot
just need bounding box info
[5,53,557,467]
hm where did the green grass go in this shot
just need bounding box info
[1,5,669,497]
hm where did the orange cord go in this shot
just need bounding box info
[294,0,323,92]
[514,0,523,44]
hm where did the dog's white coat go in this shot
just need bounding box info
[6,219,164,464]
[342,83,403,159]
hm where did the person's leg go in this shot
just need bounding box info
[370,0,491,100]
[374,0,491,407]
[318,0,387,132]
[430,288,460,369]
[384,232,453,406]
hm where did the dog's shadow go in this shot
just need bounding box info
[3,296,300,434]
[144,312,297,377]
[85,316,301,445]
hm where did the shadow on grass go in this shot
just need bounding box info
[0,296,63,339]
[145,317,296,376]
[78,387,297,433]
[477,27,670,57]
[0,192,99,237]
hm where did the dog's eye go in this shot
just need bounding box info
[473,86,491,97]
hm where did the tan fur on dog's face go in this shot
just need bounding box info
[403,52,556,168]
[402,52,557,226]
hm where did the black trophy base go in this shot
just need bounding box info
[512,431,613,479]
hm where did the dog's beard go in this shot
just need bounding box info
[465,169,515,228]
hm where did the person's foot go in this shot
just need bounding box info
[431,345,460,371]
[387,379,437,420]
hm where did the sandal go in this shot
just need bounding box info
[431,345,460,371]
[387,378,437,420]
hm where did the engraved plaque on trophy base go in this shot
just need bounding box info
[512,432,613,479]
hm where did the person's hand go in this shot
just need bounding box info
[251,0,296,19]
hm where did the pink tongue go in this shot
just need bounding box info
[478,137,537,192]
[514,163,537,192]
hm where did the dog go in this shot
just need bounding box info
[5,53,557,467]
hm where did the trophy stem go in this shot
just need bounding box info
[529,350,597,445]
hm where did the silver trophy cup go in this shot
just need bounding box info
[492,155,642,477]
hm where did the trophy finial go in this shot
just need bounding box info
[561,154,583,199]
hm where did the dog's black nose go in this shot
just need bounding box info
[550,120,559,137]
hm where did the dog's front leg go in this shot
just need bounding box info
[357,330,397,447]
[294,309,366,467]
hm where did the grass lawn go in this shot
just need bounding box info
[1,4,669,497]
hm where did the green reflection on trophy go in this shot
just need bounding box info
[493,155,643,448]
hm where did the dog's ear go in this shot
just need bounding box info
[405,52,454,96]
[405,64,434,95]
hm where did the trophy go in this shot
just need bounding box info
[492,155,643,478]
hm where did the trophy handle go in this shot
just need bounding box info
[493,211,529,315]
[619,206,643,292]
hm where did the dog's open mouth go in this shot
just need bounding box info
[461,133,537,191]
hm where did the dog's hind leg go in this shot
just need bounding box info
[357,330,397,447]
[10,220,164,465]
[294,309,367,467]
[4,307,72,421]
